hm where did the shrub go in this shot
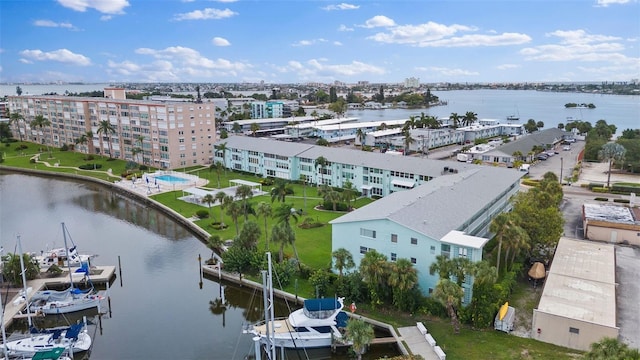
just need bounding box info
[322,201,349,212]
[196,209,209,219]
[298,217,324,229]
[594,197,609,202]
[16,144,28,150]
[613,199,630,204]
[86,155,94,161]
[46,264,63,277]
[592,187,609,193]
[60,144,69,151]
[79,163,102,170]
[139,165,148,171]
[611,184,640,195]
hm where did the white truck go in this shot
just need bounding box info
[456,153,470,162]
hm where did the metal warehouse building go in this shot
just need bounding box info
[531,237,619,351]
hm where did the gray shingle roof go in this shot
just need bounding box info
[215,136,314,157]
[494,128,570,156]
[331,166,523,239]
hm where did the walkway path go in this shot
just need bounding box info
[397,326,442,360]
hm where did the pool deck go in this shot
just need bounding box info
[114,173,208,198]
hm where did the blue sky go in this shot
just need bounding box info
[0,0,638,84]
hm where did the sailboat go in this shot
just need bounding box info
[2,236,88,358]
[29,223,103,315]
[244,253,349,357]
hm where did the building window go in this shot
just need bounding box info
[459,247,468,258]
[359,246,368,255]
[411,237,418,245]
[428,288,433,294]
[360,228,376,239]
[391,234,397,243]
[441,244,451,258]
[430,245,436,254]
[411,257,416,264]
[569,327,579,334]
[391,253,397,261]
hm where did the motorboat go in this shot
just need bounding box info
[248,297,348,349]
[243,253,349,352]
[4,322,92,356]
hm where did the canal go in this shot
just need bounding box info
[0,172,399,360]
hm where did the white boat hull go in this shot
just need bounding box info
[30,294,102,315]
[5,330,91,356]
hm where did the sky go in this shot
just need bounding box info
[0,0,639,84]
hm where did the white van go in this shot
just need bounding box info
[519,164,530,173]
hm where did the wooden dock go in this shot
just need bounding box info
[1,265,116,330]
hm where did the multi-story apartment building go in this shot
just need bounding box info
[7,89,216,169]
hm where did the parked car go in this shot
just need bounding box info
[537,154,548,161]
[563,146,571,151]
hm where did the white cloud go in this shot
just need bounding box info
[362,15,396,28]
[173,8,237,21]
[57,0,129,14]
[418,33,531,47]
[19,49,91,66]
[322,3,360,11]
[100,15,112,21]
[33,20,74,29]
[284,59,385,80]
[215,0,239,2]
[425,66,479,77]
[368,22,473,44]
[127,46,251,81]
[291,39,328,47]
[19,58,34,64]
[595,0,632,7]
[212,37,231,46]
[520,29,632,63]
[496,64,520,70]
[334,41,343,46]
[338,24,354,32]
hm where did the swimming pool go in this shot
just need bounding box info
[154,174,190,183]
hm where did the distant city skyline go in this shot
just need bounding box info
[0,0,638,84]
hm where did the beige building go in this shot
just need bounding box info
[532,237,618,351]
[7,89,216,169]
[583,203,640,246]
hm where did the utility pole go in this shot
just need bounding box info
[560,157,563,184]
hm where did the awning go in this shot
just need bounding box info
[361,185,373,190]
[183,187,215,197]
[391,179,415,188]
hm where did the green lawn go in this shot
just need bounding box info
[1,140,587,359]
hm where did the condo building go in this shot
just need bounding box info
[7,89,216,169]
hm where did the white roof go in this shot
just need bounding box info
[440,230,489,249]
[315,119,408,131]
[230,179,261,186]
[583,203,635,224]
[183,187,216,197]
[536,237,616,327]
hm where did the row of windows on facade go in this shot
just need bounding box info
[360,228,469,258]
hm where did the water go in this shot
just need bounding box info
[0,173,399,360]
[347,90,639,136]
[153,174,190,183]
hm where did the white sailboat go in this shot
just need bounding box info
[29,223,103,315]
[2,236,92,357]
[244,253,348,358]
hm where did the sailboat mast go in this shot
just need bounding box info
[16,235,33,328]
[1,285,9,358]
[62,222,74,290]
[261,252,276,360]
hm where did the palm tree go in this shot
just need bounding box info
[270,221,296,263]
[235,184,254,220]
[503,226,531,271]
[31,114,51,154]
[433,279,464,334]
[135,135,145,164]
[429,254,453,280]
[462,111,478,127]
[472,261,498,287]
[319,185,341,211]
[207,234,223,258]
[215,142,228,172]
[585,337,640,359]
[250,122,260,136]
[215,192,230,227]
[356,128,366,148]
[449,112,460,128]
[299,175,308,209]
[598,142,626,188]
[75,134,89,159]
[359,249,388,306]
[209,161,224,188]
[9,112,24,141]
[388,258,418,307]
[255,202,272,249]
[332,248,355,278]
[402,129,415,155]
[96,120,116,158]
[314,156,329,187]
[202,194,215,218]
[489,212,517,274]
[344,318,374,360]
[342,180,357,210]
[131,147,142,164]
[225,201,243,236]
[270,179,290,203]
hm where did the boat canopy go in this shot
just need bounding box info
[303,298,340,319]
